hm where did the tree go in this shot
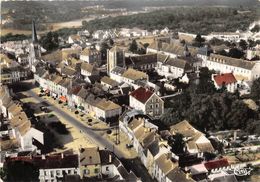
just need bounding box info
[195,67,216,94]
[192,34,205,47]
[143,43,150,49]
[0,167,7,181]
[129,39,138,53]
[228,48,244,58]
[39,31,59,52]
[251,77,260,102]
[168,133,185,155]
[100,41,110,60]
[82,20,87,27]
[239,39,248,50]
[248,39,256,48]
[6,161,39,181]
[251,25,260,33]
[218,49,228,56]
[209,38,224,46]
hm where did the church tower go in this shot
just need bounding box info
[107,46,125,75]
[29,20,41,70]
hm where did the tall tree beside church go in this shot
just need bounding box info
[39,31,59,52]
[129,39,138,53]
[192,34,205,47]
[100,41,110,60]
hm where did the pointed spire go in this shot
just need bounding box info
[32,20,38,43]
[183,44,190,57]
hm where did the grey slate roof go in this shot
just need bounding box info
[164,58,193,70]
[111,66,126,75]
[209,54,255,70]
[125,54,157,66]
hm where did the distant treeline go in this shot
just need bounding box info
[1,0,259,31]
[0,33,30,43]
[84,7,259,34]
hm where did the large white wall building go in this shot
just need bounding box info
[202,54,260,81]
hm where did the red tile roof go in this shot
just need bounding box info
[130,87,153,103]
[204,158,229,170]
[6,154,79,169]
[213,73,237,86]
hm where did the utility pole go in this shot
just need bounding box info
[115,125,120,145]
[115,117,120,145]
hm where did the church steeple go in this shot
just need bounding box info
[183,44,190,57]
[29,19,41,71]
[32,20,38,43]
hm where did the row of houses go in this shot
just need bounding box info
[68,27,170,42]
[4,147,140,182]
[0,54,29,84]
[34,71,122,121]
[199,52,260,82]
[118,109,226,182]
[119,110,187,182]
[119,109,238,182]
[0,86,44,155]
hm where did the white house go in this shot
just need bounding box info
[121,68,148,86]
[129,87,164,117]
[38,154,80,182]
[170,120,214,156]
[110,67,126,83]
[68,34,81,44]
[202,53,260,81]
[92,30,105,40]
[81,62,99,77]
[212,73,238,93]
[100,76,119,89]
[160,27,170,34]
[94,99,122,121]
[80,47,101,64]
[207,32,241,42]
[157,57,193,79]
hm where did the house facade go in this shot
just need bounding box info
[80,48,101,64]
[129,87,164,117]
[202,54,260,81]
[212,73,238,93]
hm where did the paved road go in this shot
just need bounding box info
[25,89,126,158]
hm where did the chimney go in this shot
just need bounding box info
[41,155,46,160]
[233,130,237,142]
[109,154,112,163]
[61,153,64,159]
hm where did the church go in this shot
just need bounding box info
[29,20,42,72]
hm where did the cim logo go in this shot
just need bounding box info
[233,167,253,176]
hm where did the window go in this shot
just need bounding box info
[155,104,159,108]
[84,169,89,175]
[56,170,61,176]
[106,166,109,171]
[94,168,100,173]
[74,170,78,174]
[150,104,153,109]
[50,171,54,177]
